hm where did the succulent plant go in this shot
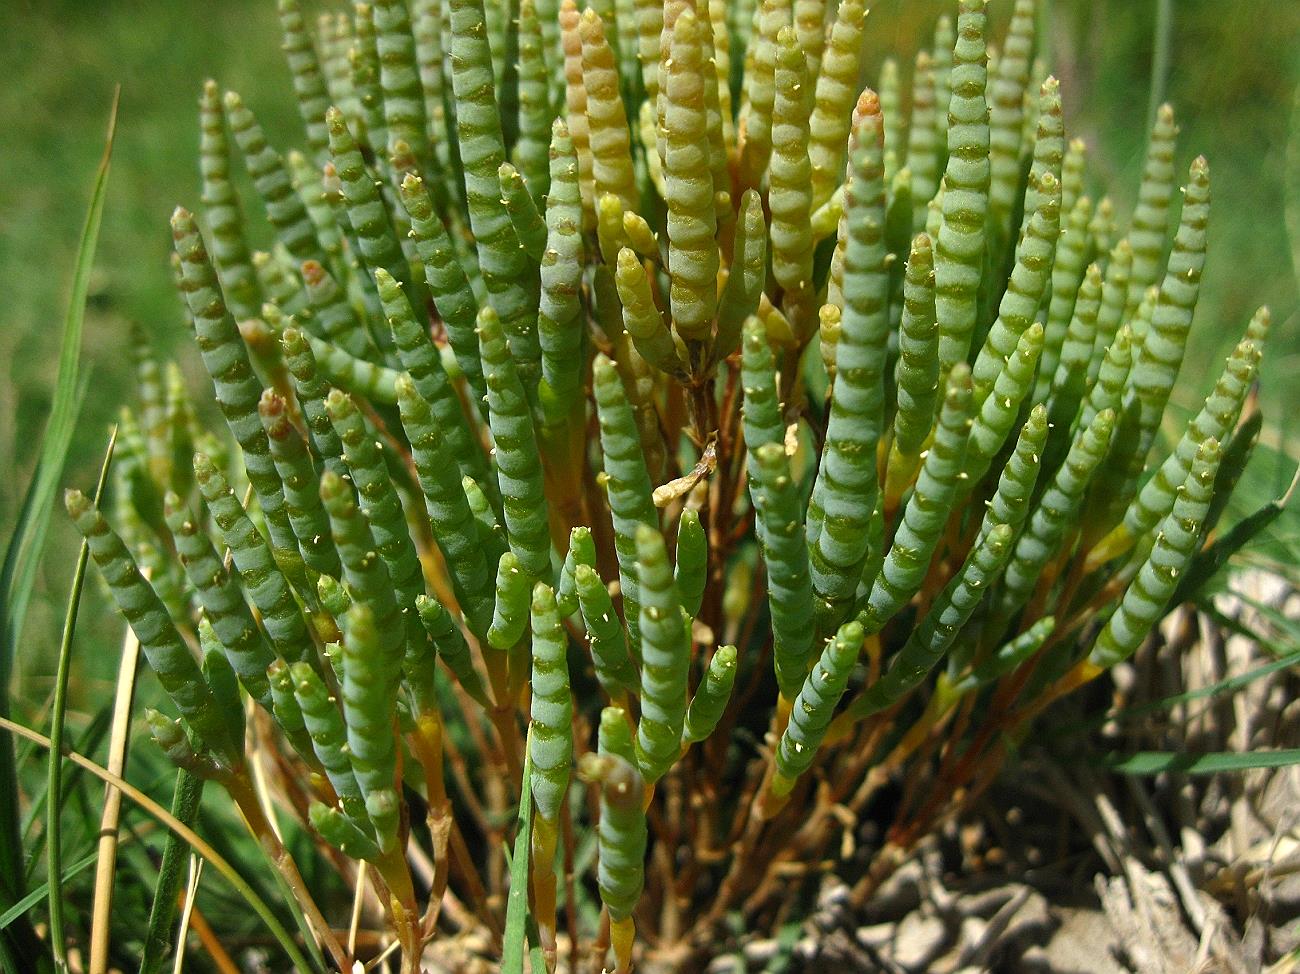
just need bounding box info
[68,0,1271,969]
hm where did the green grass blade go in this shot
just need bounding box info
[21,703,112,849]
[1102,749,1300,775]
[0,91,118,954]
[46,429,116,972]
[139,770,204,974]
[0,852,98,932]
[1,716,320,974]
[502,729,534,974]
[1170,469,1297,606]
[1055,646,1300,738]
[1226,591,1300,650]
[1285,81,1300,286]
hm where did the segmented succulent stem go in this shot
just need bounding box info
[396,374,495,637]
[299,259,372,359]
[487,551,531,650]
[807,0,866,208]
[278,0,331,157]
[768,27,815,305]
[662,9,720,343]
[853,523,1014,720]
[963,322,1044,486]
[339,602,401,849]
[996,408,1117,621]
[593,354,659,653]
[575,564,639,699]
[1034,194,1095,404]
[906,51,940,228]
[773,621,861,790]
[674,509,707,619]
[319,469,407,685]
[1018,77,1064,243]
[737,0,784,191]
[398,173,487,408]
[1088,239,1134,387]
[714,190,768,363]
[1124,317,1264,542]
[280,324,346,472]
[450,0,541,386]
[529,583,573,822]
[633,524,689,783]
[682,645,737,745]
[751,442,816,699]
[861,365,973,632]
[509,0,551,202]
[580,8,638,213]
[259,390,342,576]
[416,594,490,704]
[199,82,261,321]
[194,453,317,666]
[1127,104,1179,315]
[616,248,684,376]
[376,268,490,489]
[934,0,991,374]
[891,233,940,458]
[478,307,551,579]
[535,117,587,421]
[1087,440,1220,672]
[327,391,426,625]
[374,0,432,169]
[289,660,367,823]
[1044,263,1102,435]
[352,4,389,167]
[163,493,276,709]
[582,717,647,923]
[879,58,902,180]
[987,0,1035,226]
[557,525,594,617]
[67,491,242,771]
[224,91,327,266]
[326,108,413,305]
[806,91,888,631]
[970,172,1059,404]
[172,208,300,567]
[975,403,1048,546]
[1130,157,1210,458]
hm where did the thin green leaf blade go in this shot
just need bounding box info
[502,729,534,974]
[0,853,98,933]
[46,428,116,973]
[1103,749,1300,776]
[0,87,118,964]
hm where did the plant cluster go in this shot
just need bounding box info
[65,0,1271,969]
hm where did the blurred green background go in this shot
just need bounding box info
[1,0,1297,714]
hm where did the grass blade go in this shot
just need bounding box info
[0,852,98,932]
[1054,647,1300,739]
[0,716,320,974]
[1146,0,1173,134]
[139,771,204,974]
[1102,749,1300,776]
[501,728,534,974]
[47,428,116,972]
[0,88,119,956]
[1286,81,1300,287]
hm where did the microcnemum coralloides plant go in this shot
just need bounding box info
[62,0,1273,969]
